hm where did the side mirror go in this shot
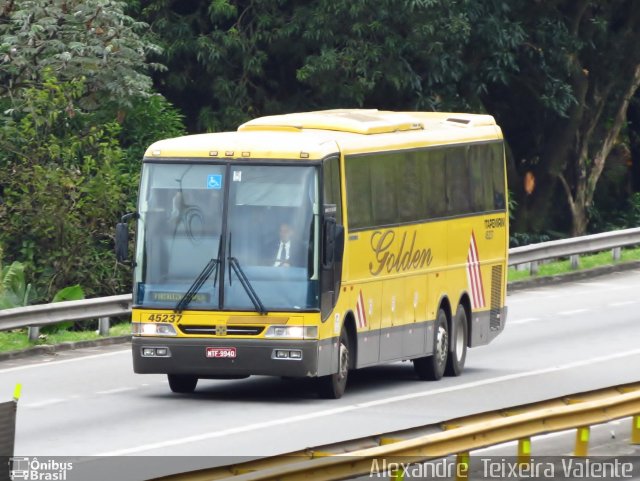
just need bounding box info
[115,223,129,262]
[115,212,138,263]
[322,217,336,268]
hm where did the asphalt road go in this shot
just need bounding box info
[2,269,640,479]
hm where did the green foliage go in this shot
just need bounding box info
[115,94,186,203]
[0,0,163,109]
[52,284,85,303]
[589,192,640,232]
[0,260,34,309]
[0,3,186,300]
[0,0,637,308]
[509,232,551,248]
[490,1,640,235]
[0,75,131,298]
[44,284,85,333]
[134,0,527,132]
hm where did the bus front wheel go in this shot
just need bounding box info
[445,305,468,376]
[168,374,198,393]
[414,308,448,381]
[317,328,350,399]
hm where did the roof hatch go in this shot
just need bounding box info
[238,109,424,135]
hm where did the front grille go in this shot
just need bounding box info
[178,325,265,336]
[489,265,503,331]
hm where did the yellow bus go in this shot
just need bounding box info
[116,109,508,398]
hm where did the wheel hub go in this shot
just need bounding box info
[436,326,447,366]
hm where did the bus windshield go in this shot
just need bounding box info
[133,162,320,311]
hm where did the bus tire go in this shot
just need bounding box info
[445,304,468,376]
[168,374,198,393]
[413,308,448,381]
[317,328,350,399]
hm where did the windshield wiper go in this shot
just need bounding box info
[227,233,267,315]
[174,241,222,313]
[228,256,267,315]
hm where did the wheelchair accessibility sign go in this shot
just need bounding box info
[207,174,222,190]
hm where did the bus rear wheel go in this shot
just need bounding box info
[317,328,350,399]
[445,305,468,376]
[414,308,448,381]
[168,374,198,393]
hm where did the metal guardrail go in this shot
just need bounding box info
[508,226,640,266]
[0,294,131,331]
[0,227,640,332]
[155,383,640,481]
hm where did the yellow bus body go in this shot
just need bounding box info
[131,110,508,392]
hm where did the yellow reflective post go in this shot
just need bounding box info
[632,416,640,445]
[574,426,590,456]
[390,465,404,481]
[518,437,531,465]
[13,383,22,402]
[456,452,469,481]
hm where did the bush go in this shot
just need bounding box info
[0,73,186,299]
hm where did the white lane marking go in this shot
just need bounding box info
[24,398,66,408]
[510,317,540,325]
[96,387,137,395]
[96,347,640,456]
[575,282,614,288]
[509,282,639,303]
[508,295,561,303]
[0,349,129,374]
[594,285,637,292]
[97,405,360,456]
[558,309,588,316]
[609,300,636,307]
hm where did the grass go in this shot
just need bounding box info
[0,322,130,354]
[508,246,640,282]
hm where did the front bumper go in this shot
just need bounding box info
[132,337,324,378]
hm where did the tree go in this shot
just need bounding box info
[131,0,526,131]
[139,0,640,237]
[0,0,163,109]
[483,1,640,236]
[0,2,185,298]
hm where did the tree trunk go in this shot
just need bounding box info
[626,89,640,191]
[513,60,589,235]
[566,63,640,236]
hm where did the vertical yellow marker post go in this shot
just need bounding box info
[456,452,469,481]
[13,384,22,402]
[574,426,590,456]
[631,416,640,445]
[390,465,404,481]
[518,437,531,465]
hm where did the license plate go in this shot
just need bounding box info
[206,347,236,359]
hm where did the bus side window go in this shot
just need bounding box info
[370,155,398,226]
[445,147,471,216]
[491,143,507,210]
[398,152,424,222]
[423,149,447,219]
[469,144,493,212]
[345,156,373,229]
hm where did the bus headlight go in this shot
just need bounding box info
[132,322,177,336]
[264,325,318,339]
